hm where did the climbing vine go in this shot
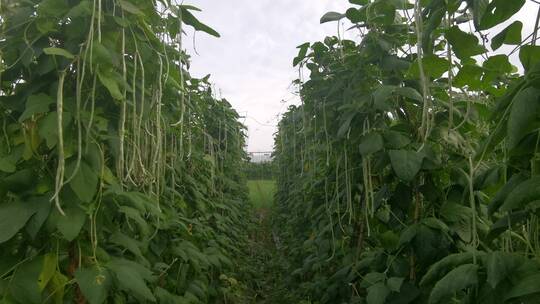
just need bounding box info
[275,0,540,303]
[0,0,251,303]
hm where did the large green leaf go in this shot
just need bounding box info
[37,0,69,17]
[107,259,156,302]
[477,0,525,30]
[387,277,404,292]
[428,264,478,304]
[445,26,486,59]
[491,21,522,51]
[75,267,111,304]
[25,196,52,239]
[0,201,38,243]
[181,8,220,37]
[454,64,484,89]
[483,55,513,74]
[500,177,540,212]
[293,42,310,67]
[367,282,390,304]
[19,93,55,122]
[420,252,476,286]
[43,47,75,59]
[38,111,72,149]
[359,132,384,156]
[488,174,527,214]
[388,150,423,182]
[9,257,43,304]
[485,252,525,289]
[383,130,411,149]
[118,0,144,16]
[56,205,87,241]
[320,11,345,23]
[504,273,540,301]
[408,55,450,79]
[519,45,540,72]
[67,161,99,203]
[109,231,144,259]
[97,68,124,100]
[507,87,540,149]
[38,253,57,291]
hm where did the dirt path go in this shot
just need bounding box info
[245,206,299,303]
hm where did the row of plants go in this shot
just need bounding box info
[244,161,275,180]
[274,0,540,303]
[0,0,252,303]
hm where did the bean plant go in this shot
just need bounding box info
[274,0,540,303]
[0,0,251,303]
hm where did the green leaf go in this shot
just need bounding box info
[387,277,404,292]
[181,8,220,37]
[118,0,144,16]
[373,85,395,110]
[500,177,540,212]
[43,47,75,59]
[409,55,450,79]
[75,267,111,304]
[97,68,124,100]
[38,253,56,291]
[4,169,34,193]
[519,45,540,72]
[504,273,540,301]
[0,157,16,173]
[485,252,525,289]
[37,0,69,17]
[394,87,423,102]
[491,21,522,50]
[420,252,476,286]
[25,196,52,239]
[359,132,384,156]
[109,231,144,259]
[66,0,92,18]
[507,87,540,149]
[107,259,156,302]
[346,7,367,23]
[472,0,489,28]
[320,11,345,23]
[56,205,87,241]
[361,272,385,288]
[367,282,390,304]
[454,64,484,90]
[383,130,411,149]
[483,54,513,74]
[118,206,149,236]
[293,43,310,67]
[38,111,72,149]
[488,174,527,214]
[388,150,423,182]
[445,26,486,59]
[0,201,38,243]
[9,257,43,304]
[478,0,525,30]
[179,4,202,12]
[19,93,55,122]
[428,264,478,304]
[67,160,99,203]
[337,112,356,138]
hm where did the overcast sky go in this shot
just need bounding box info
[184,1,538,153]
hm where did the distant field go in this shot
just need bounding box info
[247,179,276,208]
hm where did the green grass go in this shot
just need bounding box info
[247,179,276,209]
